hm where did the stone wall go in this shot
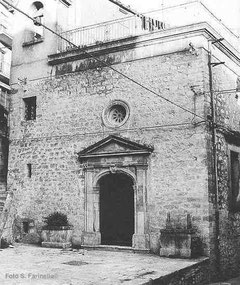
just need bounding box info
[146,258,210,285]
[8,47,211,253]
[0,106,9,213]
[208,60,240,279]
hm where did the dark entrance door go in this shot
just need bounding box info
[99,173,134,246]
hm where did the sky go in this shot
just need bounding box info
[120,0,162,12]
[120,0,240,33]
[120,0,240,13]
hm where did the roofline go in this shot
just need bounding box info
[49,22,240,68]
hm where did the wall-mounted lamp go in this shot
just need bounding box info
[189,42,199,56]
[235,92,240,106]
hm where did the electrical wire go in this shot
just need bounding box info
[1,0,207,121]
[9,121,206,143]
[3,0,239,138]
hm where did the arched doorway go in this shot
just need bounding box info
[99,173,134,246]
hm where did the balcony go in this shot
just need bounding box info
[56,1,240,55]
[0,89,9,112]
[0,60,10,86]
[57,16,164,53]
[0,24,12,49]
[0,101,8,137]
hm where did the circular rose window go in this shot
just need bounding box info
[102,100,130,128]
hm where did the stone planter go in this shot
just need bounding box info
[160,213,201,258]
[160,228,201,258]
[41,226,73,248]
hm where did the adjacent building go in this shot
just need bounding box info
[3,0,240,282]
[0,1,12,211]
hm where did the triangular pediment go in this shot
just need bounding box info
[78,135,153,160]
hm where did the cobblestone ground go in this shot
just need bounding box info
[0,244,201,285]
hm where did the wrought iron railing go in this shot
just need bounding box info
[58,16,164,53]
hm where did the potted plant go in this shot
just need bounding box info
[41,212,73,248]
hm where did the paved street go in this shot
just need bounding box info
[0,244,203,285]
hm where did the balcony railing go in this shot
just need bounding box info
[0,89,9,112]
[58,16,164,53]
[0,24,12,49]
[0,61,10,78]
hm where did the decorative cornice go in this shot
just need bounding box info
[78,135,153,162]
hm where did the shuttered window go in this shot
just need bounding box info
[23,96,36,121]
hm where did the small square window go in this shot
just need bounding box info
[230,150,240,212]
[22,2,44,46]
[23,97,36,121]
[27,163,32,178]
[22,221,29,234]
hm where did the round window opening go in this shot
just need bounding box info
[103,100,130,128]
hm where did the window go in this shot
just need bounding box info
[23,97,36,121]
[27,163,32,178]
[32,2,44,39]
[102,100,130,128]
[33,2,43,26]
[230,150,240,211]
[108,105,127,125]
[23,2,44,45]
[23,221,29,234]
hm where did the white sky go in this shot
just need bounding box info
[120,0,163,12]
[120,0,240,12]
[120,0,240,31]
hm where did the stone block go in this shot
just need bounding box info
[41,228,73,243]
[160,229,201,258]
[82,232,101,246]
[72,236,82,248]
[132,234,150,250]
[41,227,73,249]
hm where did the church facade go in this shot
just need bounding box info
[4,0,240,280]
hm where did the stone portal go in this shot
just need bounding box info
[78,135,153,250]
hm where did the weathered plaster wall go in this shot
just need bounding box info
[8,47,210,253]
[11,0,74,83]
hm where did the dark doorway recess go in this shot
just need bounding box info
[99,173,134,246]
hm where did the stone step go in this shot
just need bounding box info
[81,245,150,254]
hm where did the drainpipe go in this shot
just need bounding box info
[208,40,221,278]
